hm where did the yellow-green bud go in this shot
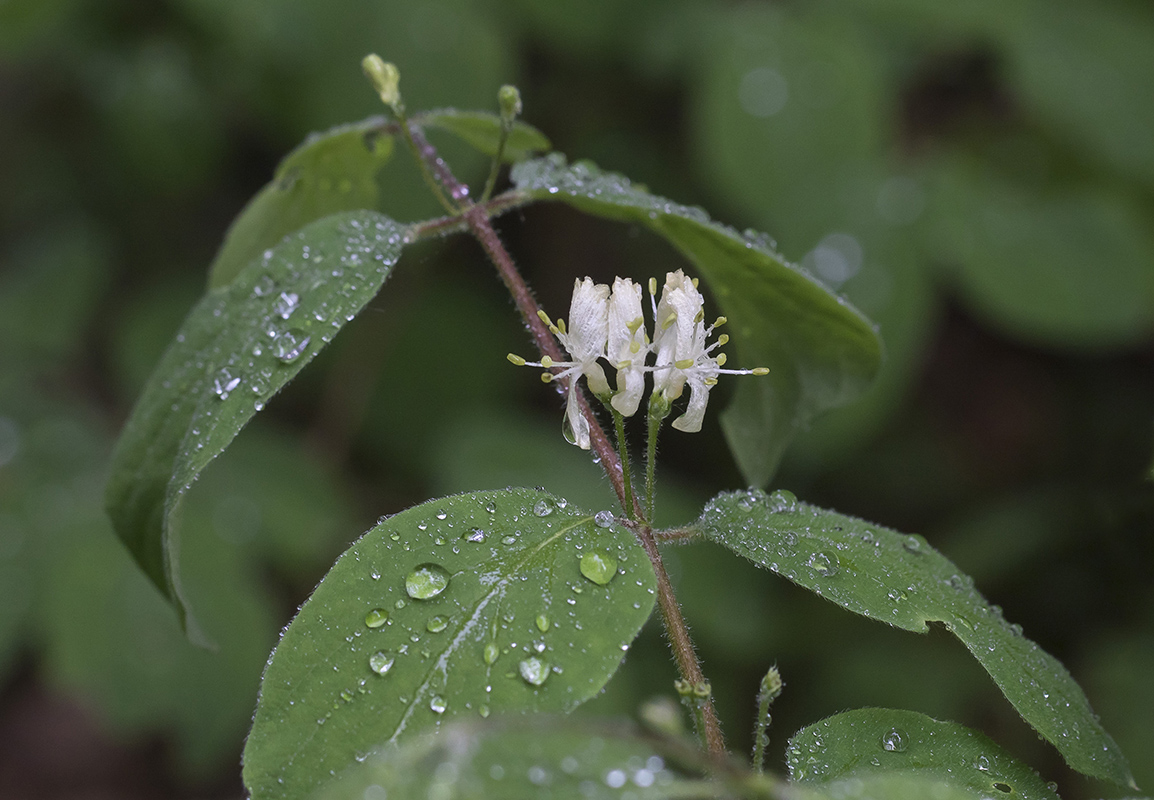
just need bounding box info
[362,54,401,110]
[498,84,522,120]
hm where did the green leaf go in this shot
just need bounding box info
[243,489,657,800]
[105,210,406,642]
[512,154,882,487]
[315,718,709,800]
[418,108,551,162]
[921,155,1154,348]
[697,488,1134,787]
[207,118,396,288]
[787,708,1060,800]
[791,775,1000,800]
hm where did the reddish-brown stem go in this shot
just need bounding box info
[403,123,724,759]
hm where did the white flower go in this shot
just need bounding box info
[607,277,647,417]
[650,269,767,433]
[508,277,609,449]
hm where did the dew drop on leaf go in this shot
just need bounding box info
[405,563,450,599]
[593,510,615,528]
[519,657,550,686]
[533,499,554,517]
[429,695,447,714]
[880,727,909,752]
[273,291,300,319]
[806,551,840,577]
[426,615,449,633]
[580,552,618,586]
[272,328,311,363]
[369,652,394,675]
[483,642,500,665]
[536,614,550,632]
[364,608,389,628]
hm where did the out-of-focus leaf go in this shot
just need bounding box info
[512,154,881,487]
[697,488,1134,786]
[788,708,1060,799]
[418,109,550,162]
[208,118,396,288]
[1008,0,1154,189]
[105,211,406,641]
[315,718,705,800]
[922,156,1154,348]
[243,489,656,800]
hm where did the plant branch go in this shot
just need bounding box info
[403,123,723,760]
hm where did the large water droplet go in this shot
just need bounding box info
[274,291,300,319]
[484,500,497,514]
[533,499,554,517]
[465,527,486,543]
[369,652,394,675]
[272,328,311,363]
[580,552,618,585]
[519,657,550,686]
[880,727,908,752]
[974,755,991,771]
[536,614,551,632]
[483,642,500,665]
[405,563,450,599]
[364,608,389,628]
[593,510,615,528]
[426,615,449,633]
[807,551,840,577]
[429,695,447,714]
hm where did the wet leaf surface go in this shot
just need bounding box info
[243,488,656,800]
[698,488,1133,786]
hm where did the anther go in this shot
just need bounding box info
[507,353,527,366]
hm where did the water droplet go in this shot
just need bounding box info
[880,727,908,752]
[902,535,923,554]
[434,536,446,546]
[369,652,394,675]
[593,510,615,528]
[580,552,618,585]
[273,291,300,319]
[479,704,490,718]
[483,642,500,665]
[429,695,447,714]
[484,500,497,514]
[767,489,797,511]
[426,615,449,633]
[252,275,276,297]
[519,657,550,686]
[974,755,990,771]
[272,328,311,363]
[405,563,450,599]
[364,608,389,628]
[465,527,486,543]
[213,368,241,399]
[501,535,517,545]
[370,569,380,580]
[436,510,448,520]
[533,499,554,517]
[807,551,840,577]
[536,614,550,632]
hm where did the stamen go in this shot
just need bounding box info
[752,367,770,375]
[629,340,641,354]
[662,313,677,330]
[716,352,727,367]
[541,372,554,383]
[713,316,727,328]
[705,377,719,386]
[674,358,694,370]
[626,316,644,335]
[507,353,527,366]
[537,309,552,326]
[541,355,554,368]
[694,308,705,324]
[691,277,699,288]
[648,277,657,295]
[717,333,729,346]
[556,318,567,334]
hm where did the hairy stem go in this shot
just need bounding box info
[403,124,724,760]
[610,405,638,521]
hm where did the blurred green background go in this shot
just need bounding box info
[1,0,1151,797]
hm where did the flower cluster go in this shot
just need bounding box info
[508,270,768,448]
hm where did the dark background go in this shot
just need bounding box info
[1,0,1151,797]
